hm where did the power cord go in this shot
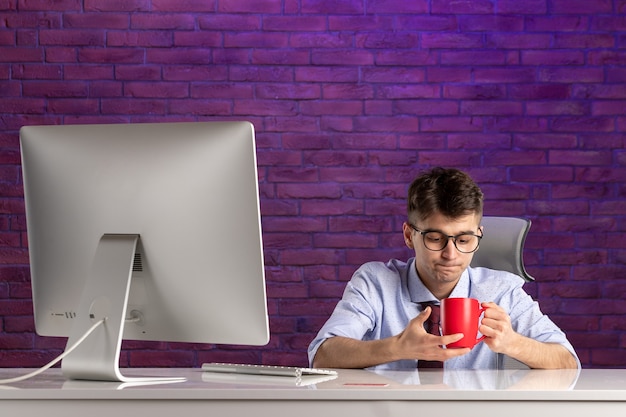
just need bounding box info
[0,318,106,385]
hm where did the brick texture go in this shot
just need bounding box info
[1,0,625,370]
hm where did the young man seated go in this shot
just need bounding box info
[308,167,579,370]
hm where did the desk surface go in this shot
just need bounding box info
[2,368,626,417]
[0,367,625,401]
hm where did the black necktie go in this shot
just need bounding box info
[418,302,443,369]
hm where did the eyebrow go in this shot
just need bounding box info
[418,227,479,235]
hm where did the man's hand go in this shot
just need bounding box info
[396,306,471,362]
[479,301,578,369]
[479,302,519,354]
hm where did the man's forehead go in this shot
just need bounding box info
[416,212,481,231]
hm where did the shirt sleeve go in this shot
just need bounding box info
[509,286,580,368]
[307,264,385,366]
[474,268,581,369]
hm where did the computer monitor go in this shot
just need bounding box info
[20,121,269,383]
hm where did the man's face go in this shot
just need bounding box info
[403,211,482,299]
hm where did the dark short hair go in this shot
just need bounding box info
[407,167,484,222]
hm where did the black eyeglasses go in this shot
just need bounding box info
[408,224,482,253]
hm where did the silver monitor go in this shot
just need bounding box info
[20,121,269,383]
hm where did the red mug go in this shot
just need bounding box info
[441,297,486,349]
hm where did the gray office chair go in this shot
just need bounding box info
[470,216,534,282]
[470,216,534,369]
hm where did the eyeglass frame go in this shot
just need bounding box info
[408,223,483,253]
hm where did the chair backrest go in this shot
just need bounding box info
[470,216,534,282]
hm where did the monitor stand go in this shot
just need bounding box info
[61,234,185,383]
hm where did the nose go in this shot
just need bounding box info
[441,237,458,258]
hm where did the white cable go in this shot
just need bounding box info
[0,318,106,385]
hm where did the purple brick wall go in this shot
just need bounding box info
[1,0,625,369]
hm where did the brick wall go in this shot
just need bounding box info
[1,0,625,369]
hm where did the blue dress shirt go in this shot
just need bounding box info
[307,258,580,370]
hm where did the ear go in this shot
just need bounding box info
[402,222,414,249]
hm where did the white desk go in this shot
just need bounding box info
[1,368,625,417]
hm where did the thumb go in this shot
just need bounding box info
[412,306,432,326]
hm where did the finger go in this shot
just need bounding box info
[478,317,501,330]
[421,343,470,361]
[411,306,432,325]
[479,324,496,337]
[483,305,505,320]
[440,332,464,345]
[481,301,504,315]
[431,346,471,361]
[443,347,471,358]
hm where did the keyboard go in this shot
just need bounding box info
[201,362,338,378]
[201,371,338,387]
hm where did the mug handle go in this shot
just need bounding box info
[476,306,487,344]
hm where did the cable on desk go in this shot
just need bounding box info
[0,318,106,385]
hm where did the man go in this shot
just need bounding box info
[308,167,579,370]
